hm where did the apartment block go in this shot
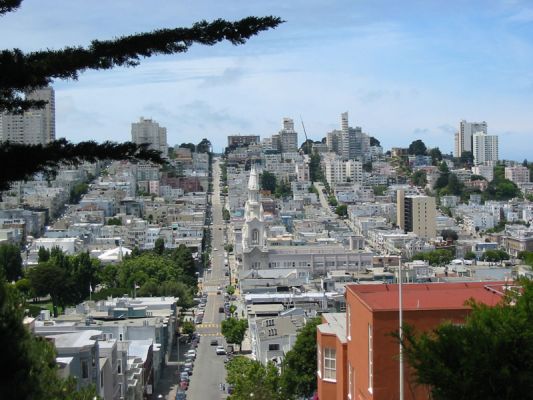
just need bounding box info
[396,190,436,239]
[472,132,498,165]
[454,120,487,157]
[505,166,530,184]
[131,117,168,158]
[317,282,506,400]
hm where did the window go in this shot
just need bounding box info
[81,359,89,379]
[317,347,322,378]
[368,324,373,392]
[117,359,122,375]
[100,370,104,388]
[119,333,123,341]
[324,348,336,381]
[268,343,280,351]
[252,229,259,245]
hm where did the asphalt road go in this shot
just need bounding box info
[187,158,231,400]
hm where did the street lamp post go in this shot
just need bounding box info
[399,261,404,400]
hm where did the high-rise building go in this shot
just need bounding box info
[397,190,436,239]
[327,112,370,160]
[131,117,168,158]
[227,135,260,148]
[279,117,298,153]
[472,132,498,165]
[454,120,487,157]
[0,86,55,145]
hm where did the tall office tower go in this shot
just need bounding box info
[397,190,436,239]
[0,86,55,145]
[472,132,498,165]
[279,117,298,153]
[131,117,168,158]
[454,120,487,157]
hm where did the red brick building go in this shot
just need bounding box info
[317,282,506,400]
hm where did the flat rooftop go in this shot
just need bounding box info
[347,281,508,312]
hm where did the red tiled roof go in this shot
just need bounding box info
[347,282,508,312]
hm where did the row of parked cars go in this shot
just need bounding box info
[178,336,200,392]
[194,293,208,324]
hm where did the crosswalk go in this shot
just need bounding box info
[197,323,220,329]
[198,332,222,337]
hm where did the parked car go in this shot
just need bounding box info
[183,366,192,375]
[216,346,226,355]
[186,350,196,359]
[180,372,189,381]
[210,339,219,346]
[180,380,189,390]
[218,306,224,313]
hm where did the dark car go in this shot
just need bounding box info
[210,339,219,346]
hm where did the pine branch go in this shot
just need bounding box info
[0,139,166,192]
[0,0,22,16]
[0,16,283,113]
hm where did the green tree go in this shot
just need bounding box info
[0,3,281,192]
[411,170,427,187]
[196,138,212,153]
[37,246,50,262]
[460,151,474,165]
[464,251,477,260]
[328,196,338,207]
[154,238,165,255]
[309,151,323,182]
[408,139,427,155]
[335,204,348,218]
[223,208,230,222]
[440,229,458,242]
[226,356,281,400]
[280,317,322,399]
[181,320,196,336]
[221,317,248,351]
[260,171,277,192]
[69,182,88,204]
[0,243,23,281]
[226,285,236,296]
[400,279,533,400]
[275,178,292,199]
[413,249,454,267]
[428,147,443,165]
[106,217,122,226]
[482,249,509,262]
[28,263,68,316]
[370,136,381,147]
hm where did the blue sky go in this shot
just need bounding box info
[2,0,533,159]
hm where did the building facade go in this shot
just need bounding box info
[472,132,498,165]
[131,117,168,158]
[454,120,487,157]
[397,190,436,239]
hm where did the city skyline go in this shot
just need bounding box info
[2,1,533,158]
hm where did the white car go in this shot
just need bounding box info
[213,248,218,252]
[215,346,226,355]
[186,350,197,359]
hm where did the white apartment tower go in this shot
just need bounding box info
[454,120,487,157]
[279,117,298,153]
[0,86,55,145]
[131,117,168,158]
[472,132,498,165]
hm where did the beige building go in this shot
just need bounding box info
[505,166,530,184]
[397,190,436,239]
[131,117,168,158]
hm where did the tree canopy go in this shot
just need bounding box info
[221,317,248,351]
[408,139,427,155]
[0,3,282,190]
[226,356,281,400]
[0,243,22,281]
[401,279,533,400]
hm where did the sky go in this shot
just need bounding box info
[2,0,533,159]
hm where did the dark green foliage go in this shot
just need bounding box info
[28,250,100,316]
[106,217,122,226]
[221,317,248,350]
[260,171,276,192]
[411,170,427,187]
[335,204,348,217]
[412,249,454,266]
[370,136,381,147]
[274,178,292,199]
[400,279,533,400]
[328,195,338,207]
[181,320,196,336]
[428,147,443,165]
[363,161,373,172]
[280,317,322,399]
[481,249,509,262]
[464,251,477,260]
[484,164,520,201]
[223,208,230,221]
[69,182,88,204]
[226,285,235,296]
[226,356,281,400]
[440,229,458,242]
[408,139,427,155]
[460,151,474,166]
[196,138,212,153]
[373,185,387,196]
[519,251,533,266]
[0,0,22,15]
[1,15,283,113]
[179,143,196,152]
[154,238,165,255]
[0,243,22,281]
[299,139,314,155]
[0,139,165,192]
[309,151,323,182]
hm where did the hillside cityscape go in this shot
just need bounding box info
[1,83,533,399]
